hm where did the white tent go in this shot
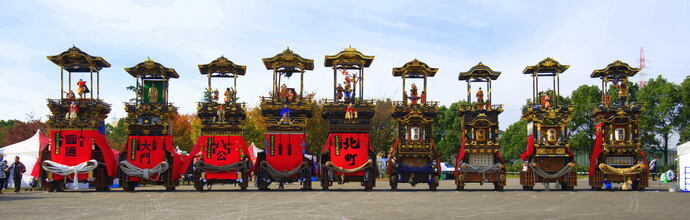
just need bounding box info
[678,142,690,192]
[0,130,43,188]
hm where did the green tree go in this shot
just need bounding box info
[500,119,528,163]
[0,120,17,147]
[568,85,601,154]
[676,76,690,144]
[369,99,396,157]
[105,118,128,151]
[432,101,464,162]
[306,100,328,154]
[637,75,680,166]
[242,107,266,149]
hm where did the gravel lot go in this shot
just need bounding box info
[0,178,687,219]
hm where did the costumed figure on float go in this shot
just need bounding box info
[519,58,577,191]
[454,62,506,191]
[320,46,377,191]
[118,58,187,191]
[588,60,648,191]
[256,48,315,190]
[188,56,251,191]
[388,59,440,190]
[37,46,117,192]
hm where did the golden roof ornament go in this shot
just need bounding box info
[392,59,438,78]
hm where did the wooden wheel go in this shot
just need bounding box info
[494,182,504,191]
[390,172,398,191]
[240,168,249,191]
[364,168,374,191]
[301,165,312,191]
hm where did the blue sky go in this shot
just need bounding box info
[0,0,688,136]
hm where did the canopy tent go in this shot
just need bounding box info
[248,142,262,168]
[678,142,690,192]
[0,130,48,188]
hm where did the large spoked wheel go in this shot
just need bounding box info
[52,181,65,192]
[240,166,250,191]
[321,165,330,191]
[125,182,136,192]
[429,174,439,191]
[257,165,270,191]
[494,182,504,191]
[301,165,312,191]
[390,171,398,191]
[194,169,204,192]
[364,167,374,191]
[455,172,464,191]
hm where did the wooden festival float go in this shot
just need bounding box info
[39,46,118,192]
[588,60,648,191]
[187,56,251,191]
[118,59,187,191]
[454,62,506,191]
[519,58,577,191]
[256,48,314,190]
[388,59,440,190]
[320,46,378,191]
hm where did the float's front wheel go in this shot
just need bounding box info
[494,182,504,192]
[389,172,398,191]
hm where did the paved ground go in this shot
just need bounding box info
[0,178,687,220]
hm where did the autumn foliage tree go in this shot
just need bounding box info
[369,99,396,157]
[305,100,328,154]
[105,118,128,151]
[242,106,266,149]
[171,113,196,152]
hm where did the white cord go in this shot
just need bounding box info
[119,160,169,181]
[42,159,98,189]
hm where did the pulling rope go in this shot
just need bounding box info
[326,160,373,183]
[196,160,246,173]
[261,161,307,180]
[530,162,576,190]
[119,160,169,181]
[598,163,646,190]
[42,160,98,189]
[325,160,373,174]
[459,162,503,184]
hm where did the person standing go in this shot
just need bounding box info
[9,156,26,193]
[649,158,658,181]
[0,157,8,194]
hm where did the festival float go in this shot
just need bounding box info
[320,46,377,191]
[38,46,118,192]
[519,58,577,191]
[118,59,187,191]
[188,56,251,191]
[256,48,314,190]
[588,60,648,191]
[388,59,440,190]
[454,62,506,191]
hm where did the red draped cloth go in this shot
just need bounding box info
[454,136,467,176]
[520,134,535,161]
[35,130,117,180]
[264,133,305,177]
[188,135,248,180]
[323,133,372,176]
[588,123,604,176]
